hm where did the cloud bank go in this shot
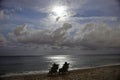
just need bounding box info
[0,33,7,46]
[9,22,120,49]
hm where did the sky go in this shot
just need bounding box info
[0,0,120,55]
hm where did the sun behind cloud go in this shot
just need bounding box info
[52,6,67,17]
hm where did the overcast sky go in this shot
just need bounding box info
[0,0,120,55]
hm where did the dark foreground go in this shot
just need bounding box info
[1,65,120,80]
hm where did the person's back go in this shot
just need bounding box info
[63,62,69,71]
[52,63,56,67]
[53,63,59,71]
[63,62,69,67]
[48,63,59,75]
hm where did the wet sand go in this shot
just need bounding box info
[1,65,120,80]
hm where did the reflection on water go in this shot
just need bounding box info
[45,54,120,70]
[46,55,74,68]
[0,54,120,74]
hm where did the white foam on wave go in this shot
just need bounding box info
[0,70,48,78]
[70,63,120,70]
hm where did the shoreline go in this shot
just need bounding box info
[1,63,120,77]
[1,64,120,80]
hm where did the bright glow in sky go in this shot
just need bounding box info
[52,6,67,17]
[0,0,120,55]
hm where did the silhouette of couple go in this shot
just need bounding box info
[48,62,69,75]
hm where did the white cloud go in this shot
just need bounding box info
[9,24,53,43]
[1,0,120,50]
[0,10,4,19]
[9,23,72,44]
[0,33,7,46]
[8,21,120,49]
[71,23,120,48]
[2,0,88,15]
[76,16,118,21]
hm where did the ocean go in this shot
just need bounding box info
[0,53,120,75]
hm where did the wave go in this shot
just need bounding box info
[1,63,120,78]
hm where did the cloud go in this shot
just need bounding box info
[0,10,4,19]
[70,16,119,24]
[9,24,52,43]
[71,23,120,48]
[80,0,120,17]
[9,23,72,45]
[1,0,88,15]
[8,21,120,49]
[0,33,7,46]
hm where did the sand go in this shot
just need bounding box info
[1,65,120,80]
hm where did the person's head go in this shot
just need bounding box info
[52,63,56,65]
[65,62,67,64]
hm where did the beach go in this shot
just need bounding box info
[1,64,120,80]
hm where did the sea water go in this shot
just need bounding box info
[0,53,120,75]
